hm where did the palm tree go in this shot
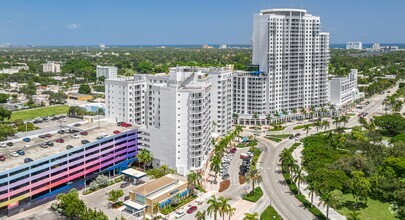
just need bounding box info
[319,105,327,119]
[266,113,272,125]
[195,210,206,220]
[243,212,259,220]
[227,207,236,220]
[314,120,322,133]
[291,108,297,121]
[152,202,159,218]
[303,124,311,136]
[137,149,153,171]
[322,119,330,131]
[318,194,331,220]
[232,113,239,125]
[339,115,350,128]
[279,148,293,173]
[207,196,220,220]
[246,169,263,193]
[333,117,341,128]
[282,110,288,122]
[274,111,280,123]
[252,112,259,126]
[187,171,202,195]
[210,156,221,180]
[300,107,307,120]
[293,168,306,194]
[306,184,317,207]
[218,197,231,220]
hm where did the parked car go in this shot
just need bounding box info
[289,135,295,139]
[120,182,130,188]
[175,210,185,219]
[0,155,5,161]
[123,123,132,127]
[117,122,123,126]
[17,150,25,155]
[23,137,31,142]
[81,140,90,144]
[121,122,127,127]
[66,145,74,150]
[222,174,230,180]
[40,143,48,148]
[45,133,52,138]
[73,123,81,127]
[46,141,54,147]
[80,131,88,135]
[0,143,6,148]
[23,145,30,148]
[71,134,80,139]
[56,138,64,143]
[113,130,121,134]
[58,130,65,134]
[186,206,197,214]
[24,158,33,163]
[39,134,46,139]
[229,147,237,153]
[96,136,105,140]
[6,142,13,146]
[10,152,19,157]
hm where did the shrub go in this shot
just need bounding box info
[219,180,231,192]
[239,175,246,184]
[114,177,123,183]
[243,187,263,202]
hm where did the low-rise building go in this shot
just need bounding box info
[329,69,360,108]
[42,61,61,73]
[68,93,94,101]
[96,65,118,79]
[124,174,189,218]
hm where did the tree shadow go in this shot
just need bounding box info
[342,200,368,211]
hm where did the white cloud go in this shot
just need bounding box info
[67,23,81,29]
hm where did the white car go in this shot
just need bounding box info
[9,152,19,157]
[71,134,80,139]
[23,145,30,148]
[175,210,185,219]
[0,143,6,148]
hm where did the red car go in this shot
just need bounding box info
[230,147,237,153]
[45,133,52,138]
[124,123,132,127]
[113,130,121,134]
[80,131,88,135]
[56,138,64,143]
[0,155,5,161]
[187,206,197,214]
[121,122,127,127]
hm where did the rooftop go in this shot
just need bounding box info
[131,174,187,199]
[0,120,137,172]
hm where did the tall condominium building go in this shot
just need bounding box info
[329,69,360,107]
[346,42,363,50]
[106,67,233,175]
[42,61,61,73]
[372,43,380,51]
[252,8,330,118]
[96,65,118,79]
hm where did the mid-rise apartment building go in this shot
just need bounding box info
[329,69,360,107]
[251,9,329,119]
[97,65,118,79]
[346,42,363,50]
[42,61,61,73]
[106,67,235,175]
[372,43,380,51]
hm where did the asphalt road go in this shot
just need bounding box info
[253,83,401,220]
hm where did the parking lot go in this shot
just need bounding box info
[0,120,135,171]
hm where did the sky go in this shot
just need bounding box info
[0,0,404,46]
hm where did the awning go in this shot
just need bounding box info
[123,200,147,211]
[122,168,147,179]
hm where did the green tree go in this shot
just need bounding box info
[137,149,153,171]
[56,189,86,219]
[49,92,67,104]
[207,196,220,220]
[374,114,405,136]
[340,115,350,128]
[243,212,259,220]
[107,189,124,207]
[0,107,12,122]
[195,210,206,220]
[350,171,371,208]
[187,171,202,196]
[81,208,109,220]
[303,124,311,136]
[218,197,231,220]
[210,155,222,180]
[329,189,344,209]
[293,167,306,194]
[246,169,263,193]
[322,119,330,131]
[79,84,91,94]
[0,93,9,103]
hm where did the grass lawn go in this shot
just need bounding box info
[337,194,396,220]
[260,206,283,220]
[243,187,263,202]
[10,105,69,121]
[293,123,314,130]
[266,137,282,142]
[268,134,290,138]
[237,140,258,148]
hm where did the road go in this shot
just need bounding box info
[251,83,401,220]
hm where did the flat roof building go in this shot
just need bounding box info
[329,69,360,108]
[96,65,118,79]
[124,174,188,218]
[0,122,139,218]
[42,61,61,73]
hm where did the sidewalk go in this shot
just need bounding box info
[292,145,346,220]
